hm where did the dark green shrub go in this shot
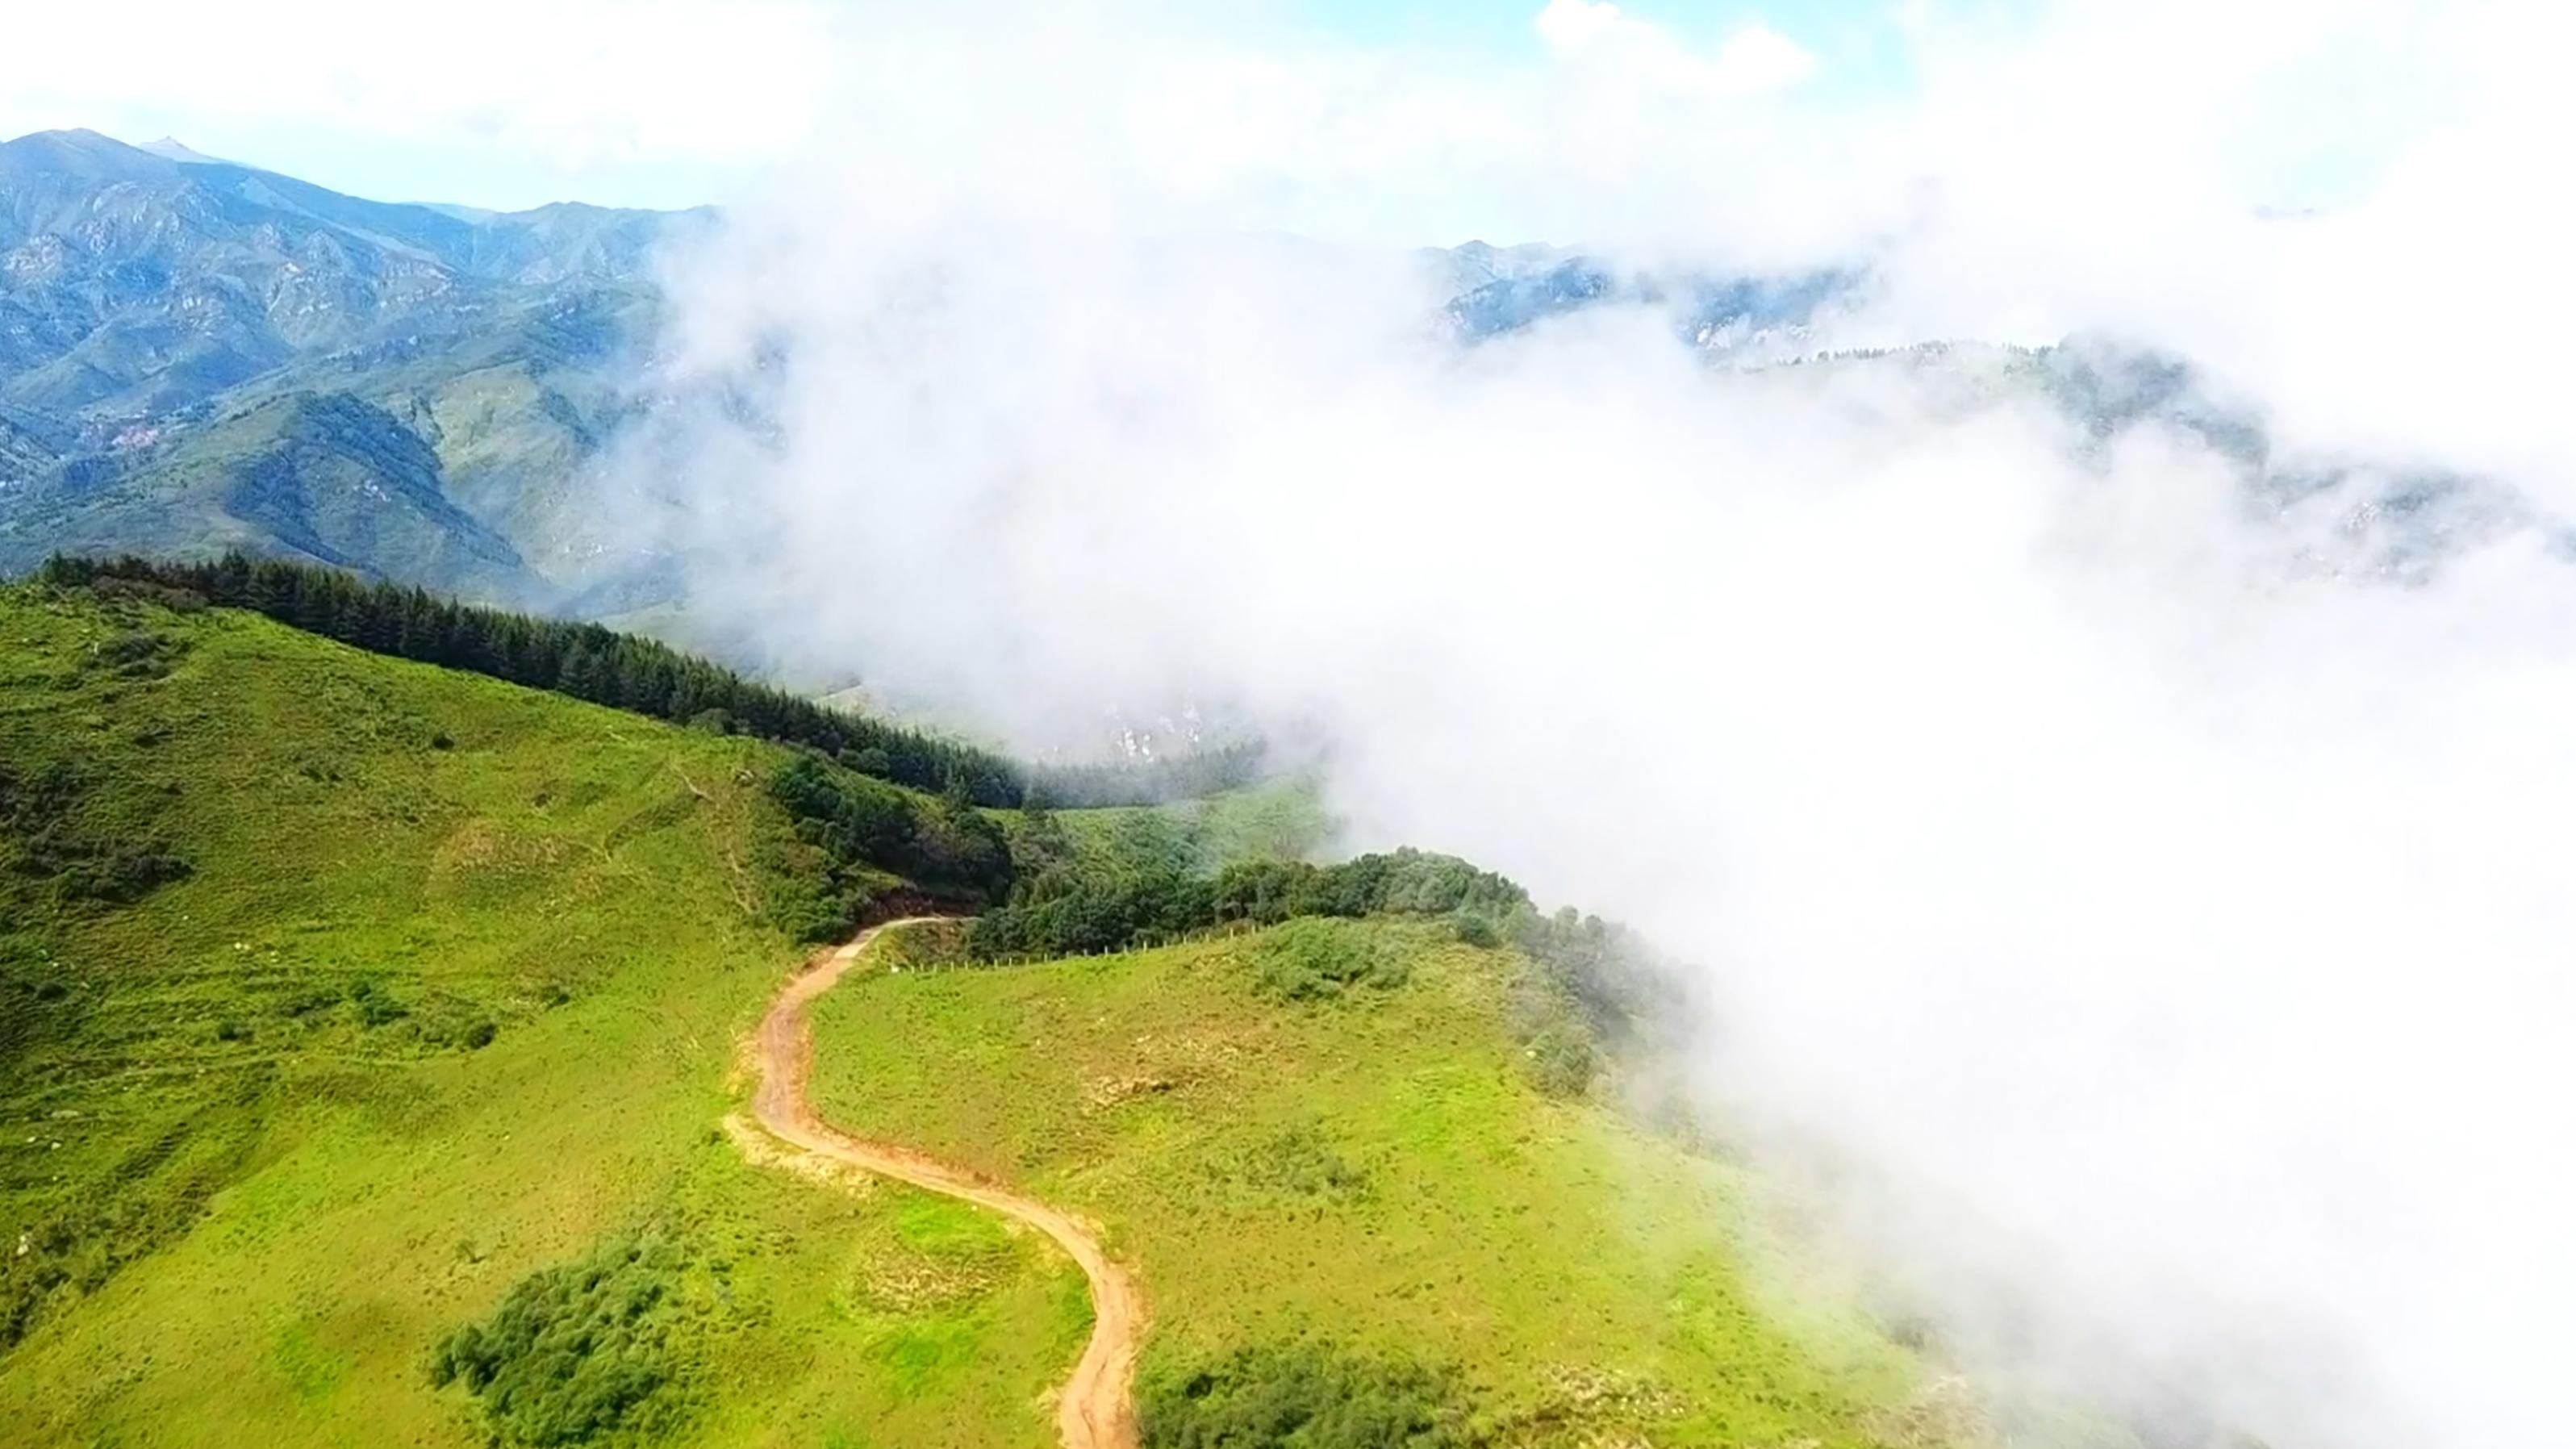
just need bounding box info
[976,830,1547,966]
[767,755,1012,938]
[1452,914,1501,948]
[1520,1026,1597,1099]
[969,810,1228,959]
[349,979,410,1028]
[86,576,207,612]
[1249,919,1409,1003]
[1138,1342,1475,1449]
[968,865,1214,961]
[1211,858,1322,925]
[278,983,338,1017]
[91,628,189,679]
[1213,850,1522,928]
[1212,1124,1370,1202]
[1510,907,1678,1045]
[465,1020,499,1050]
[2,760,193,910]
[429,1231,697,1447]
[51,844,191,904]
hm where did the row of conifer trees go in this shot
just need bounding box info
[35,553,1261,808]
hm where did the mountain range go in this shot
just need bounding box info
[0,127,2538,614]
[1434,248,1856,354]
[0,130,1904,609]
[0,128,700,595]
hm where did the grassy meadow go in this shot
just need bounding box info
[0,587,1079,1448]
[811,918,1954,1448]
[1,581,1969,1449]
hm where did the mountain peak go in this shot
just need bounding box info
[138,136,231,165]
[4,127,144,156]
[0,127,177,182]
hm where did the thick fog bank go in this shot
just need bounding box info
[620,3,2576,1445]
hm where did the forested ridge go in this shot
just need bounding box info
[976,808,1678,1052]
[28,553,1670,1038]
[28,553,1256,808]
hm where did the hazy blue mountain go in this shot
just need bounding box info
[1442,258,1618,337]
[1440,254,1860,354]
[1,127,2539,613]
[0,128,699,595]
[1758,336,2568,580]
[0,390,524,590]
[1419,238,1567,294]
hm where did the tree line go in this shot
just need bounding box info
[968,825,1532,963]
[1029,741,1267,808]
[31,553,1253,808]
[765,755,1015,940]
[966,818,1664,1038]
[965,814,1673,1095]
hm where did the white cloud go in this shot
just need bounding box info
[1535,0,1626,51]
[1535,0,1820,98]
[0,0,834,206]
[620,5,2576,1448]
[1710,24,1822,94]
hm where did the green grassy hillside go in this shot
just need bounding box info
[810,920,1962,1449]
[0,393,528,594]
[0,586,1080,1447]
[0,578,1978,1449]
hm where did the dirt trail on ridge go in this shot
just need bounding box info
[745,918,1145,1449]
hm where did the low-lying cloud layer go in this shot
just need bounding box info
[631,3,2576,1445]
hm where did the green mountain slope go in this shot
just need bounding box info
[0,584,1072,1447]
[0,130,691,600]
[0,576,1981,1449]
[0,391,526,588]
[811,921,1962,1449]
[0,408,66,481]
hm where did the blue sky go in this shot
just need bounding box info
[0,0,1931,218]
[0,0,2410,244]
[1291,0,1913,81]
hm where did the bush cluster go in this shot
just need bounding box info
[766,756,1013,938]
[1247,918,1409,1002]
[1213,850,1525,927]
[967,825,1676,1095]
[347,978,410,1028]
[1213,1124,1372,1203]
[1138,1342,1477,1449]
[429,1230,699,1447]
[0,939,80,1084]
[0,760,190,909]
[89,627,190,679]
[969,844,1526,965]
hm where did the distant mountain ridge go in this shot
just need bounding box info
[1438,253,1858,357]
[0,128,1892,608]
[0,128,700,596]
[2,127,2537,623]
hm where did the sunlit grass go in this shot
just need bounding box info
[0,588,1078,1448]
[811,919,1938,1447]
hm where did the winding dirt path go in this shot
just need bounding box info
[745,919,1144,1449]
